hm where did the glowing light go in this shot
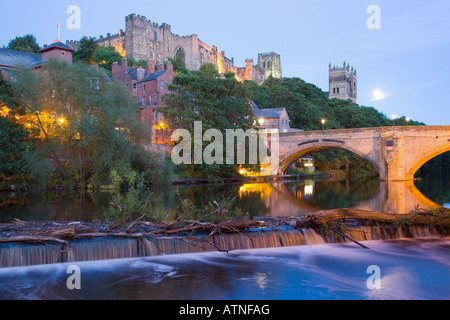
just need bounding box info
[59,118,65,124]
[114,41,126,57]
[258,118,265,126]
[373,89,385,101]
[406,117,410,123]
[304,163,314,167]
[304,185,314,196]
[321,119,326,125]
[392,114,397,120]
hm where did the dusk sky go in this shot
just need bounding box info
[1,0,449,125]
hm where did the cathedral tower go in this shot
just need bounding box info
[258,52,282,80]
[329,62,357,103]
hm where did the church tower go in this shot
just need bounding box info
[329,62,357,103]
[258,52,282,80]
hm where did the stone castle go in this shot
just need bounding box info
[67,14,282,84]
[328,62,357,103]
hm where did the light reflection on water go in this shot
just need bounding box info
[0,176,448,222]
[0,238,448,300]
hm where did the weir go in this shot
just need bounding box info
[0,224,445,268]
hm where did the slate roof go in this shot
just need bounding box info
[39,42,75,53]
[251,101,287,119]
[0,48,42,69]
[138,70,167,83]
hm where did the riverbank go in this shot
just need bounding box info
[0,172,336,193]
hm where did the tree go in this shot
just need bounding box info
[161,64,255,178]
[72,37,98,64]
[8,59,156,188]
[93,46,124,74]
[0,77,53,186]
[7,34,40,54]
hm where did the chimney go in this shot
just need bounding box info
[147,59,155,74]
[167,60,173,72]
[157,62,164,71]
[122,58,128,71]
[112,61,120,78]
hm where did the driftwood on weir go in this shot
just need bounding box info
[0,207,449,247]
[304,208,450,228]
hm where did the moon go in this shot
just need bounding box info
[372,89,385,101]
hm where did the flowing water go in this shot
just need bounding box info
[0,238,448,300]
[0,176,448,299]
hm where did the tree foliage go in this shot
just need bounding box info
[161,64,255,178]
[92,46,123,75]
[7,34,40,54]
[72,37,99,64]
[6,59,159,188]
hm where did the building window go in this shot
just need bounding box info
[337,87,340,94]
[160,81,165,90]
[154,95,157,105]
[62,51,65,56]
[143,85,146,92]
[175,46,186,66]
[333,88,336,94]
[149,96,152,105]
[142,97,145,105]
[133,83,137,91]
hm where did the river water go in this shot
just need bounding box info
[0,176,449,223]
[0,176,449,300]
[0,238,448,300]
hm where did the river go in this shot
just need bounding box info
[0,176,449,300]
[0,176,448,223]
[0,238,448,300]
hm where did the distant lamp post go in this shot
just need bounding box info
[392,114,397,136]
[321,119,326,131]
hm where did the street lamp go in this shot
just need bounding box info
[321,119,326,131]
[392,114,397,136]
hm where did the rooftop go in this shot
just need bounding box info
[0,48,42,69]
[40,42,75,53]
[251,101,286,119]
[138,70,168,83]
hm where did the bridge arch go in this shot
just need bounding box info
[277,141,383,177]
[405,145,450,180]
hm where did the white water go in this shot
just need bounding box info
[0,238,449,300]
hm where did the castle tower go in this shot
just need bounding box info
[258,52,282,80]
[329,62,357,103]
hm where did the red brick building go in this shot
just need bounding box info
[112,58,175,145]
[0,41,74,78]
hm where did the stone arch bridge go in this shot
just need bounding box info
[278,126,450,181]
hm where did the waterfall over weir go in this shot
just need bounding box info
[0,225,445,268]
